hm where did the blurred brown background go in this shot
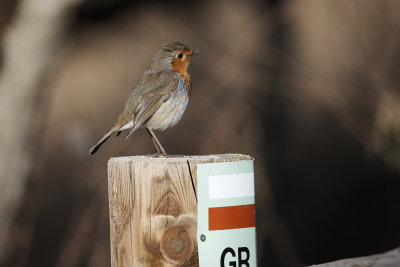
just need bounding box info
[0,0,400,266]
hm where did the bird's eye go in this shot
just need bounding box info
[177,53,183,59]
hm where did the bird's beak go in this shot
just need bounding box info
[190,50,201,56]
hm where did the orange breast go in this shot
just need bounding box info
[171,52,191,92]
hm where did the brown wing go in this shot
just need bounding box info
[121,71,179,138]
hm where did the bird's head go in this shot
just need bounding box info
[150,41,201,73]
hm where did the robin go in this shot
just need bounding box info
[89,41,200,155]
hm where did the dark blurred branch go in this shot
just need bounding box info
[310,247,400,266]
[0,0,82,262]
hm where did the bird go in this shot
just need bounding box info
[88,41,200,155]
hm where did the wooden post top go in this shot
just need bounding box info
[108,153,252,165]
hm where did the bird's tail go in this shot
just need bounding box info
[88,127,116,155]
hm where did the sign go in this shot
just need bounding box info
[197,160,256,266]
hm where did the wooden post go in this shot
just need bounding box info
[107,154,252,266]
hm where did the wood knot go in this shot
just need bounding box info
[160,226,193,264]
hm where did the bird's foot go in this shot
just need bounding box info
[150,152,165,158]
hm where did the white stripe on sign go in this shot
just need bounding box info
[209,172,254,199]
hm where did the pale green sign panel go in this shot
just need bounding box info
[197,160,257,266]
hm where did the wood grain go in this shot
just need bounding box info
[107,154,251,266]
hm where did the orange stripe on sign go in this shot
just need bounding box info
[209,204,255,231]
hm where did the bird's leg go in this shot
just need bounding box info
[146,128,161,153]
[150,134,161,154]
[146,128,166,155]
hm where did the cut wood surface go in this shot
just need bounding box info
[107,154,251,267]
